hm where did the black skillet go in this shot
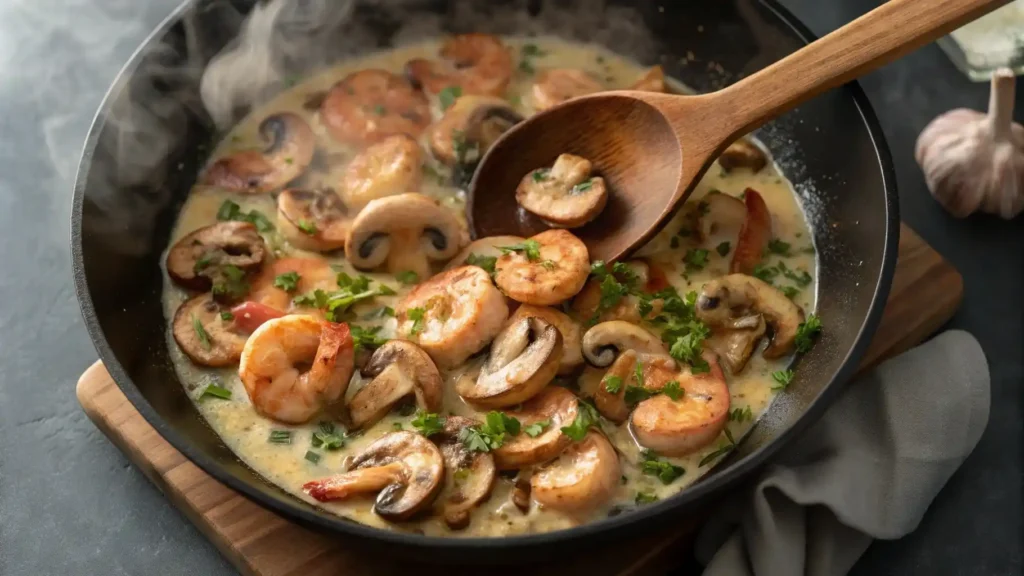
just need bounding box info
[72,0,898,563]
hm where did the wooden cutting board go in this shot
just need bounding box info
[78,223,962,576]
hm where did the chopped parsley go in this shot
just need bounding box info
[532,169,550,182]
[451,129,480,164]
[540,260,557,270]
[311,421,346,450]
[729,405,753,422]
[633,361,645,387]
[572,180,594,193]
[498,239,542,262]
[683,248,710,271]
[698,429,737,468]
[363,306,395,320]
[411,411,447,437]
[350,325,388,352]
[560,400,600,441]
[396,270,420,285]
[392,422,404,431]
[199,382,231,400]
[586,261,641,323]
[661,380,684,401]
[211,265,250,301]
[772,369,795,390]
[465,253,497,275]
[460,411,522,452]
[438,85,462,111]
[192,315,212,351]
[778,261,813,287]
[634,491,659,505]
[219,311,234,321]
[644,286,711,374]
[407,307,427,335]
[216,199,274,232]
[273,271,301,292]
[291,275,392,322]
[795,314,822,353]
[297,219,317,236]
[752,263,779,283]
[716,241,731,257]
[522,420,550,437]
[193,252,214,272]
[268,430,292,444]
[640,451,685,484]
[624,384,654,407]
[603,375,623,394]
[781,285,800,300]
[304,451,321,464]
[521,43,546,57]
[767,238,792,256]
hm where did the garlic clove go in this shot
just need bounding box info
[915,68,1024,220]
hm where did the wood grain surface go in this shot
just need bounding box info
[77,224,961,576]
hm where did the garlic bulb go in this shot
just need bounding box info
[915,68,1024,219]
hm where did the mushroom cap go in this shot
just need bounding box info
[530,431,621,513]
[456,316,563,409]
[172,294,248,367]
[718,138,769,173]
[705,314,767,374]
[304,431,444,520]
[166,221,267,291]
[344,193,466,280]
[494,229,590,306]
[277,188,351,252]
[695,273,804,359]
[492,386,579,470]
[348,340,443,430]
[631,352,730,456]
[340,135,424,212]
[202,113,315,193]
[509,304,583,375]
[515,154,608,228]
[434,416,497,529]
[581,321,668,367]
[696,190,746,247]
[428,96,524,167]
[395,265,509,369]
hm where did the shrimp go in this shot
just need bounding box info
[396,266,509,369]
[320,69,431,146]
[531,69,603,111]
[248,257,337,316]
[494,229,590,306]
[339,135,424,212]
[238,316,354,424]
[631,351,730,456]
[406,33,513,97]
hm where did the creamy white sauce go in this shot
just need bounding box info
[162,37,816,537]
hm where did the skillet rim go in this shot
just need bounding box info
[71,0,900,551]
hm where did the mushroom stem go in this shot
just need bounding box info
[988,68,1017,141]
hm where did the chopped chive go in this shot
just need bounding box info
[304,451,321,464]
[268,430,293,444]
[192,315,212,351]
[200,383,232,400]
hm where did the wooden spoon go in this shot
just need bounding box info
[468,0,1001,262]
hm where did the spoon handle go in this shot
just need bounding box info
[712,0,1002,137]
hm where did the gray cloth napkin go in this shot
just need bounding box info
[695,329,990,576]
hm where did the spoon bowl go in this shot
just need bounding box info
[468,0,1000,263]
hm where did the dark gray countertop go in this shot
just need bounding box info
[0,1,1020,574]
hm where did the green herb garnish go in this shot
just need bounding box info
[532,169,550,182]
[411,411,446,437]
[407,307,427,335]
[603,375,623,394]
[767,238,792,256]
[572,180,594,193]
[372,104,386,115]
[560,400,600,441]
[640,451,685,484]
[683,248,710,271]
[781,285,800,300]
[219,311,234,321]
[268,430,292,444]
[363,306,395,320]
[465,253,497,275]
[624,385,653,407]
[396,270,420,285]
[752,263,779,283]
[635,491,659,505]
[771,369,795,391]
[522,420,550,437]
[498,239,542,262]
[794,314,821,353]
[661,380,684,401]
[698,429,737,468]
[304,451,322,464]
[350,325,388,352]
[199,382,231,400]
[212,265,250,300]
[729,405,753,422]
[192,315,212,351]
[273,271,301,292]
[460,411,522,452]
[297,219,317,235]
[392,422,404,431]
[438,86,462,110]
[311,421,346,450]
[215,199,274,232]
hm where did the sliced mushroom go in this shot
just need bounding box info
[456,316,562,409]
[730,188,773,275]
[345,193,467,281]
[697,190,746,248]
[429,96,523,168]
[531,431,621,513]
[494,229,590,306]
[172,294,248,367]
[166,221,267,292]
[202,113,315,193]
[705,314,767,374]
[718,138,769,173]
[492,386,579,470]
[340,135,424,212]
[303,431,444,521]
[696,274,805,359]
[631,351,730,456]
[516,154,609,228]
[277,188,351,252]
[630,65,666,93]
[582,321,668,367]
[433,416,496,530]
[509,305,583,375]
[444,235,525,271]
[348,340,443,430]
